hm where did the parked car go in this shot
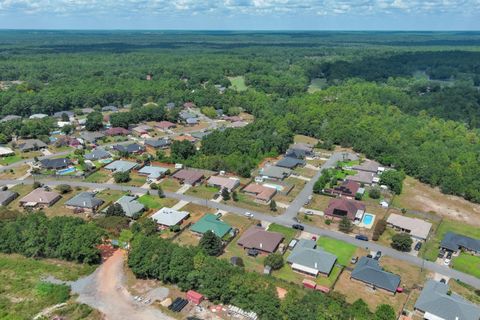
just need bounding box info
[444,258,451,266]
[304,210,313,215]
[355,234,369,241]
[438,250,446,258]
[414,242,422,251]
[292,224,304,231]
[350,256,359,264]
[440,278,447,284]
[244,212,253,218]
[374,251,382,260]
[248,248,259,257]
[311,235,317,241]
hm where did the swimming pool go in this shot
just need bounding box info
[99,158,113,164]
[359,213,376,229]
[57,167,76,175]
[263,183,284,191]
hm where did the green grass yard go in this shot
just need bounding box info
[267,223,298,244]
[137,194,178,210]
[316,237,356,266]
[185,184,219,199]
[84,169,111,183]
[307,78,327,93]
[452,253,480,279]
[0,153,22,165]
[228,76,247,91]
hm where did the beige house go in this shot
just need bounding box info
[20,188,61,208]
[386,214,432,241]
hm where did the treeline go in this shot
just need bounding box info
[0,117,55,143]
[109,104,168,128]
[128,233,396,320]
[0,213,104,264]
[287,81,480,203]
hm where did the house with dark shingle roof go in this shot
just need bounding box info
[440,232,480,254]
[172,169,204,186]
[286,239,337,277]
[276,157,306,169]
[414,280,480,320]
[145,138,170,149]
[114,195,145,218]
[327,180,361,198]
[351,257,401,294]
[65,192,104,213]
[53,110,74,119]
[324,198,366,221]
[40,158,72,170]
[0,190,18,206]
[112,143,145,155]
[84,148,111,161]
[261,165,291,180]
[104,160,138,173]
[237,226,284,254]
[80,131,105,143]
[17,139,48,152]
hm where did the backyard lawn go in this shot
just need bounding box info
[0,153,22,165]
[317,237,356,266]
[267,223,298,244]
[96,189,126,210]
[452,253,480,279]
[137,194,178,210]
[0,253,96,319]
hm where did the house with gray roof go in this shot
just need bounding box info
[186,118,198,125]
[53,110,74,119]
[17,139,48,152]
[40,158,72,170]
[114,195,145,218]
[138,165,169,181]
[351,257,401,294]
[0,115,21,123]
[0,190,18,206]
[29,113,48,119]
[102,105,118,112]
[145,138,170,149]
[414,279,480,320]
[276,157,306,169]
[440,232,480,254]
[80,131,105,143]
[104,160,137,173]
[113,143,145,155]
[65,192,104,213]
[286,239,337,277]
[151,207,189,227]
[261,165,292,180]
[84,148,111,161]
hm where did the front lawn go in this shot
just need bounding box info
[452,253,480,279]
[267,223,298,244]
[137,194,178,210]
[159,178,181,192]
[0,153,22,165]
[185,184,219,199]
[84,169,111,183]
[316,237,356,266]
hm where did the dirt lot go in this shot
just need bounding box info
[394,176,480,227]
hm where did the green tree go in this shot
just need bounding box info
[269,199,277,212]
[157,186,165,198]
[62,124,73,135]
[221,188,230,201]
[374,304,396,320]
[264,253,284,270]
[199,230,223,256]
[369,187,381,199]
[232,191,238,202]
[391,233,413,252]
[201,106,218,118]
[55,184,72,194]
[106,203,125,217]
[338,217,353,233]
[170,140,196,161]
[380,170,405,195]
[113,171,130,183]
[85,112,103,131]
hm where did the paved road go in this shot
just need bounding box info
[3,176,480,289]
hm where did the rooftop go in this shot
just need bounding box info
[138,165,169,180]
[65,192,104,209]
[190,213,232,238]
[104,160,137,172]
[440,232,480,252]
[172,169,204,185]
[243,183,276,201]
[386,214,432,240]
[261,165,291,179]
[207,176,240,191]
[20,188,61,205]
[151,207,189,226]
[351,257,400,293]
[237,226,284,253]
[287,239,337,275]
[115,195,145,217]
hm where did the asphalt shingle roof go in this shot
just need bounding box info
[151,207,189,227]
[65,192,104,209]
[351,257,400,293]
[115,195,145,218]
[287,239,337,275]
[104,160,137,172]
[40,158,72,169]
[84,148,111,160]
[440,232,480,253]
[276,157,306,169]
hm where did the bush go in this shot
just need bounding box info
[150,183,158,190]
[113,171,130,183]
[391,233,413,252]
[56,184,72,194]
[372,219,387,241]
[33,181,42,189]
[199,230,223,256]
[325,219,332,225]
[380,170,405,195]
[264,253,284,270]
[36,282,70,304]
[339,217,353,233]
[170,225,181,232]
[369,187,381,199]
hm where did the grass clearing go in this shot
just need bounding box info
[228,76,247,91]
[0,253,95,320]
[307,78,327,93]
[159,178,181,192]
[317,236,356,266]
[84,169,111,183]
[267,223,298,244]
[451,253,480,279]
[293,134,318,145]
[137,194,178,209]
[185,184,219,199]
[0,164,30,179]
[0,153,22,165]
[448,280,480,304]
[96,189,126,210]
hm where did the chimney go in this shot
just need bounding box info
[314,262,318,269]
[260,243,263,249]
[83,201,87,206]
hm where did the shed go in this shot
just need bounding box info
[186,290,204,305]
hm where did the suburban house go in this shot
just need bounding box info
[261,165,292,180]
[154,121,176,131]
[132,124,153,136]
[172,169,204,186]
[353,160,384,174]
[20,188,61,208]
[105,127,129,136]
[327,180,361,198]
[80,131,105,144]
[84,148,111,161]
[112,143,145,155]
[114,195,145,218]
[414,280,480,320]
[191,131,210,140]
[0,190,19,206]
[275,157,306,169]
[104,160,138,173]
[324,198,366,221]
[346,171,376,185]
[65,192,104,213]
[0,115,21,122]
[286,239,337,277]
[286,143,314,159]
[243,183,277,204]
[207,176,240,192]
[237,226,284,254]
[145,138,170,150]
[180,111,198,121]
[151,207,190,228]
[53,110,74,119]
[29,113,48,119]
[190,213,233,238]
[183,102,196,109]
[440,232,480,255]
[80,107,95,114]
[0,146,15,157]
[350,257,401,294]
[386,214,432,241]
[54,136,82,148]
[17,139,48,152]
[40,158,72,170]
[186,118,199,125]
[102,105,118,112]
[138,165,170,181]
[173,135,196,143]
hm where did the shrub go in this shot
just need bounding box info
[56,184,72,194]
[264,253,284,270]
[369,187,381,199]
[391,233,413,252]
[113,171,130,183]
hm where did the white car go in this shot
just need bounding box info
[244,212,254,218]
[444,258,451,266]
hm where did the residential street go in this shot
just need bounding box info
[2,174,480,289]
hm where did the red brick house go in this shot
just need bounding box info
[324,198,366,221]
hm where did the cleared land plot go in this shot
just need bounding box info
[293,167,318,178]
[0,253,96,320]
[448,280,480,305]
[393,176,480,227]
[228,76,247,91]
[307,78,327,93]
[305,194,331,211]
[231,193,284,215]
[185,184,219,199]
[0,164,30,179]
[120,172,145,187]
[293,134,318,145]
[317,237,356,266]
[451,253,480,279]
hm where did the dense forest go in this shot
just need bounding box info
[1,31,480,203]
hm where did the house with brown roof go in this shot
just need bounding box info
[154,121,176,131]
[327,180,360,198]
[105,127,129,136]
[20,188,61,208]
[173,135,196,143]
[237,226,284,254]
[243,183,276,204]
[132,124,153,136]
[207,176,240,192]
[172,169,204,186]
[324,198,366,221]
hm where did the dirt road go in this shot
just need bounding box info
[72,250,173,320]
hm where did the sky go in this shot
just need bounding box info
[0,0,479,30]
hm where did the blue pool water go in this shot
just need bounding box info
[57,167,76,175]
[263,183,284,191]
[99,158,113,164]
[362,214,374,226]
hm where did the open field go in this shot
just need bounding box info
[121,172,146,187]
[307,78,327,93]
[0,153,22,165]
[421,218,480,261]
[228,76,247,91]
[451,253,480,279]
[293,134,318,145]
[0,253,96,320]
[393,176,480,227]
[305,194,331,211]
[317,237,356,266]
